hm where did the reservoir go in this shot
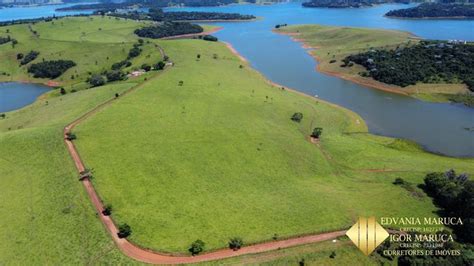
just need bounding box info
[167,2,474,157]
[0,1,472,156]
[0,82,50,113]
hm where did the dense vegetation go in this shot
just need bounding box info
[101,8,255,22]
[345,41,474,91]
[19,50,39,65]
[159,11,255,21]
[302,0,409,8]
[0,35,13,45]
[386,3,474,18]
[374,169,473,265]
[28,60,76,79]
[57,0,238,11]
[134,22,203,39]
[423,169,473,243]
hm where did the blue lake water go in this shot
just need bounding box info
[166,2,474,157]
[0,1,473,156]
[0,82,50,113]
[0,3,92,22]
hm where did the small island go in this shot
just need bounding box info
[386,3,474,19]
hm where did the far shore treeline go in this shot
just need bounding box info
[103,8,255,22]
[386,3,474,18]
[55,0,273,12]
[345,40,474,92]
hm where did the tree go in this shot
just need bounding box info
[393,177,406,185]
[28,60,76,79]
[65,132,76,141]
[89,74,106,87]
[102,204,112,216]
[154,61,165,70]
[311,127,323,138]
[60,88,66,95]
[228,237,243,251]
[189,239,205,255]
[106,70,125,82]
[197,54,201,59]
[141,64,151,72]
[117,223,131,238]
[128,46,141,59]
[202,35,218,42]
[291,112,303,122]
[16,53,23,60]
[20,50,39,65]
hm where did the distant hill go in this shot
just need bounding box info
[386,3,474,18]
[302,0,411,8]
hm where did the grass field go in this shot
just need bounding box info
[201,237,389,265]
[0,16,160,264]
[276,25,470,101]
[2,17,474,263]
[0,82,142,264]
[0,16,162,93]
[72,37,474,254]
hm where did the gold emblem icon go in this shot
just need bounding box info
[346,217,389,255]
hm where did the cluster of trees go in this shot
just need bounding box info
[345,41,474,91]
[201,35,218,42]
[188,237,244,255]
[375,170,473,265]
[156,10,255,21]
[28,60,76,79]
[107,8,254,23]
[302,0,410,8]
[386,3,474,18]
[0,35,14,45]
[58,0,239,11]
[134,22,203,39]
[423,169,473,243]
[112,60,132,70]
[19,50,39,65]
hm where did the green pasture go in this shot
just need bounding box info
[0,83,140,264]
[73,38,474,253]
[1,17,473,264]
[0,16,161,91]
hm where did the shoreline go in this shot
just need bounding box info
[275,30,410,96]
[161,26,223,40]
[385,15,474,20]
[173,18,259,23]
[222,41,367,132]
[221,37,474,159]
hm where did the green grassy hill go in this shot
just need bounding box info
[1,17,473,263]
[73,38,474,253]
[0,16,161,93]
[0,83,141,264]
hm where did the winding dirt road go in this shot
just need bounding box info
[63,44,347,265]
